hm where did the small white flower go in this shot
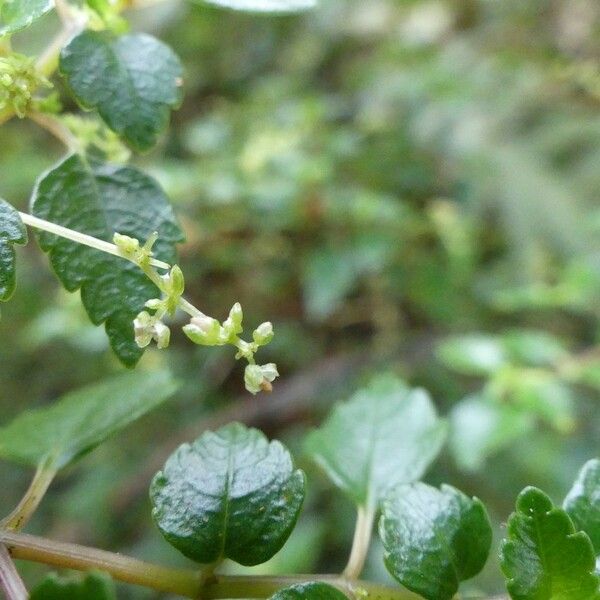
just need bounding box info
[244,363,279,395]
[183,314,222,346]
[134,311,170,349]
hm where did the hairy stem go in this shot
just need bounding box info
[1,458,57,531]
[0,530,420,600]
[19,212,171,270]
[343,505,375,579]
[0,546,27,600]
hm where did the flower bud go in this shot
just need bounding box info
[222,302,243,337]
[183,314,222,346]
[253,321,274,346]
[133,311,170,349]
[114,233,140,256]
[153,320,171,349]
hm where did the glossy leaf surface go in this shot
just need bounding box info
[269,582,348,600]
[380,483,492,600]
[501,486,600,600]
[31,154,184,366]
[0,0,52,36]
[151,422,305,565]
[0,198,27,302]
[61,31,183,151]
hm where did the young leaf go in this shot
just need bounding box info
[564,459,600,553]
[269,582,348,600]
[0,370,177,469]
[60,31,183,152]
[31,154,184,366]
[150,422,305,565]
[30,571,116,600]
[380,483,492,600]
[501,486,600,600]
[198,0,316,13]
[0,0,53,36]
[0,198,27,302]
[304,375,447,508]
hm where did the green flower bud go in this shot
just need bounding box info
[114,233,140,256]
[183,315,223,346]
[222,302,243,337]
[253,321,274,346]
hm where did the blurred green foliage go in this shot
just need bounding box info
[0,0,599,597]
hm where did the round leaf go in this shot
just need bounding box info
[269,582,348,600]
[304,375,447,508]
[60,31,183,152]
[150,422,305,565]
[380,483,492,600]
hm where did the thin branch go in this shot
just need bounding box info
[0,545,27,600]
[343,505,375,579]
[19,212,171,270]
[0,530,421,600]
[0,530,204,597]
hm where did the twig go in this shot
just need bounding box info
[0,545,27,600]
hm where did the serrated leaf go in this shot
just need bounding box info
[0,198,27,302]
[0,0,52,36]
[304,375,447,508]
[380,483,492,600]
[151,422,305,565]
[0,370,177,469]
[501,486,600,600]
[30,571,116,600]
[564,459,600,554]
[269,582,348,600]
[31,154,184,366]
[60,31,183,151]
[198,0,316,13]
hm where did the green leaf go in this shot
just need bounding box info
[60,31,183,151]
[0,0,52,36]
[0,370,177,469]
[268,582,348,600]
[31,154,184,366]
[437,334,507,376]
[0,198,27,302]
[30,571,116,600]
[198,0,316,13]
[449,394,534,472]
[500,486,600,600]
[304,374,447,508]
[150,422,305,565]
[564,459,600,554]
[380,483,492,600]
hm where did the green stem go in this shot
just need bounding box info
[19,212,171,270]
[28,111,78,150]
[0,531,204,597]
[1,458,57,531]
[343,505,375,579]
[0,530,420,600]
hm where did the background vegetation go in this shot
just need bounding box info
[1,0,599,597]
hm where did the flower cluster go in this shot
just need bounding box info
[0,53,51,118]
[114,232,278,395]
